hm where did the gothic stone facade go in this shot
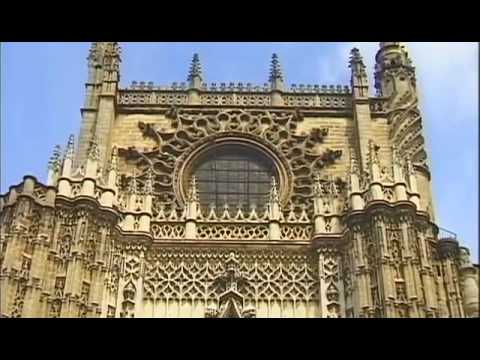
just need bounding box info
[1,42,478,318]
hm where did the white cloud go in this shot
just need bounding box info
[409,42,478,118]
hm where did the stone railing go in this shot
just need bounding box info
[149,204,313,241]
[288,84,350,94]
[118,91,189,106]
[117,83,354,109]
[126,81,351,94]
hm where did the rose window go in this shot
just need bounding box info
[191,145,277,213]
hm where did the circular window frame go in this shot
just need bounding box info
[173,133,293,208]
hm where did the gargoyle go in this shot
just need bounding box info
[320,148,343,165]
[118,146,141,160]
[311,128,329,143]
[138,121,156,138]
[294,108,304,122]
[165,105,178,119]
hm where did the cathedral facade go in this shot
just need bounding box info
[0,42,478,318]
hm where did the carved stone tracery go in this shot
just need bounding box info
[118,109,342,215]
[142,249,319,309]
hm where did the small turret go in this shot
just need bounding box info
[374,42,416,105]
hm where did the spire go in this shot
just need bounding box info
[349,47,369,98]
[64,134,75,161]
[48,145,62,173]
[47,145,62,186]
[349,48,367,76]
[269,53,284,91]
[61,135,75,177]
[187,53,203,89]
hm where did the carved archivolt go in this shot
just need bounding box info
[119,109,342,214]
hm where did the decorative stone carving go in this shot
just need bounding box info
[1,42,477,320]
[120,109,342,216]
[142,249,319,311]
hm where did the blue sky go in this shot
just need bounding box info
[1,42,478,260]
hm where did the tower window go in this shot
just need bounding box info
[192,145,276,213]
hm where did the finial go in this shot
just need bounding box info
[87,42,99,66]
[187,53,203,88]
[221,201,231,220]
[128,169,138,194]
[269,53,284,91]
[405,154,415,175]
[391,145,402,167]
[64,134,75,161]
[349,48,368,97]
[107,146,119,172]
[313,172,322,197]
[48,145,62,172]
[269,177,279,203]
[349,48,367,75]
[187,176,199,202]
[145,167,154,195]
[349,148,360,175]
[269,54,283,81]
[103,42,121,62]
[86,134,100,161]
[368,140,380,165]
